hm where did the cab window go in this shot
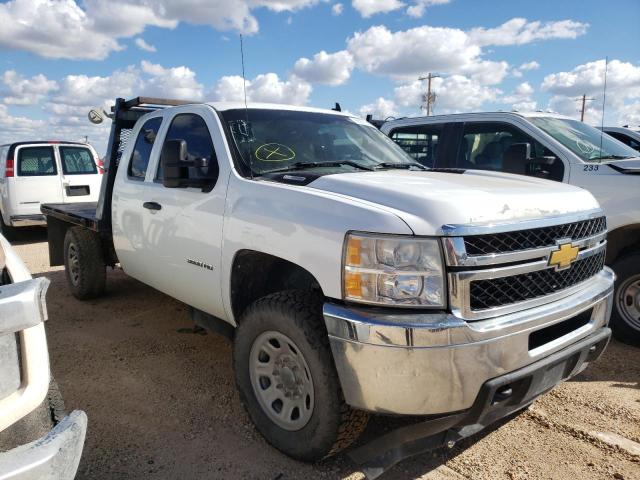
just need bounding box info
[457,122,564,181]
[389,125,441,167]
[60,147,97,175]
[128,117,163,180]
[18,146,57,176]
[156,113,218,183]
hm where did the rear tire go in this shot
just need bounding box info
[233,290,369,462]
[611,252,640,345]
[0,214,17,242]
[64,227,106,300]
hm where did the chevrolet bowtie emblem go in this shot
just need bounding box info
[548,241,579,270]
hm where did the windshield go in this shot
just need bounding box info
[221,108,416,175]
[529,116,639,162]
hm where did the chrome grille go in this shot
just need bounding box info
[470,250,606,310]
[464,217,606,256]
[445,210,608,320]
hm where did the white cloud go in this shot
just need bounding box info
[1,70,58,105]
[331,3,343,15]
[213,73,312,105]
[394,75,501,114]
[405,0,450,18]
[347,24,482,80]
[358,97,398,119]
[351,0,449,17]
[513,60,540,78]
[345,19,582,85]
[141,61,204,100]
[352,0,404,17]
[542,59,640,125]
[134,37,157,52]
[501,82,537,111]
[0,0,322,60]
[293,50,354,85]
[469,18,588,46]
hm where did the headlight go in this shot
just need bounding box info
[343,232,445,307]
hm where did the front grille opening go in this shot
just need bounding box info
[464,217,606,256]
[469,251,605,310]
[528,308,592,351]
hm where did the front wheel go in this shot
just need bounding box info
[233,290,369,461]
[611,252,640,345]
[64,227,106,300]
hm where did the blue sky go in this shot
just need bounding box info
[0,0,639,152]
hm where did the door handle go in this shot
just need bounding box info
[143,201,162,211]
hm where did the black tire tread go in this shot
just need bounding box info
[64,227,106,300]
[234,290,369,461]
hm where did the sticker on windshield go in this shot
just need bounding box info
[576,138,595,155]
[255,143,296,162]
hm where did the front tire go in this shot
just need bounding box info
[64,227,106,300]
[233,290,369,461]
[611,252,640,345]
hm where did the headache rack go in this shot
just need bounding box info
[41,96,196,267]
[96,97,197,229]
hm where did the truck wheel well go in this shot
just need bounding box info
[230,250,323,322]
[606,224,640,264]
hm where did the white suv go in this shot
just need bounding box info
[0,141,103,239]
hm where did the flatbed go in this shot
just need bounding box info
[41,202,100,231]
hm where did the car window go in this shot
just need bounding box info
[389,124,442,167]
[458,122,564,181]
[17,146,57,176]
[60,147,97,175]
[129,117,163,180]
[608,132,640,151]
[530,117,638,162]
[157,113,218,182]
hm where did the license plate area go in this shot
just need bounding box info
[529,308,593,351]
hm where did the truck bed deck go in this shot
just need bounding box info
[41,202,101,231]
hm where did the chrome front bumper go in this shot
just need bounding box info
[0,411,87,480]
[324,267,615,415]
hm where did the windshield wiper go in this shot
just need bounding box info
[262,161,375,174]
[375,162,428,171]
[592,154,635,161]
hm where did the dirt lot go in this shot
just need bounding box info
[12,228,640,480]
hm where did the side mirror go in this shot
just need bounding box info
[503,143,531,175]
[161,139,189,188]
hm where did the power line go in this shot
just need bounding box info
[418,73,440,116]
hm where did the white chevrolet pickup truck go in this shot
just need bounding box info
[382,112,640,344]
[41,97,613,471]
[0,234,87,479]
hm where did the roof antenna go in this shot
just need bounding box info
[240,34,254,179]
[598,56,608,163]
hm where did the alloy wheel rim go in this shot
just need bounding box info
[249,330,314,431]
[616,275,640,330]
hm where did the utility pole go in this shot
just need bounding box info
[419,73,440,116]
[576,94,594,122]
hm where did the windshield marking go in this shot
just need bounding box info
[255,143,296,162]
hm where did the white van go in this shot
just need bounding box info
[0,141,103,239]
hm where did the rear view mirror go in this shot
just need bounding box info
[161,139,188,188]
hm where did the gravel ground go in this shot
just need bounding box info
[11,228,640,480]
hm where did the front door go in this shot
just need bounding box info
[130,107,228,319]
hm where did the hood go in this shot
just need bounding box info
[308,169,600,235]
[607,158,640,174]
